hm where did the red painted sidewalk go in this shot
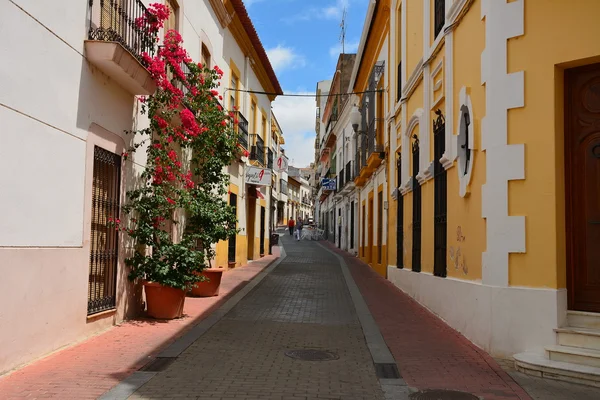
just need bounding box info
[323,242,531,400]
[0,249,279,400]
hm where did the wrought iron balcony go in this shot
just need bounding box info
[267,149,274,169]
[236,111,249,149]
[367,118,384,156]
[86,0,156,95]
[250,134,265,165]
[345,161,353,185]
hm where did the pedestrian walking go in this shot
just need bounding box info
[295,218,304,241]
[288,218,295,236]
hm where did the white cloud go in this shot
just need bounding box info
[328,39,359,58]
[283,0,349,23]
[265,45,306,73]
[272,92,316,168]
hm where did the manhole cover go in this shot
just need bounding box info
[284,349,339,361]
[409,390,480,400]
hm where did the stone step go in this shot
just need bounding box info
[556,327,600,351]
[546,345,600,368]
[514,351,600,388]
[567,311,600,329]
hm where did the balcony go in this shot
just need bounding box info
[236,111,249,149]
[339,161,355,194]
[267,149,274,170]
[250,134,265,165]
[354,150,366,187]
[86,0,156,95]
[366,118,385,171]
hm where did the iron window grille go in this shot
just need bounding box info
[462,111,471,176]
[88,146,121,315]
[236,111,249,149]
[397,61,402,102]
[411,136,422,273]
[228,194,237,263]
[397,156,404,268]
[433,110,448,278]
[434,0,446,39]
[250,134,265,165]
[88,0,156,63]
[345,161,353,184]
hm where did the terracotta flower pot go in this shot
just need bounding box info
[143,281,186,319]
[189,269,223,297]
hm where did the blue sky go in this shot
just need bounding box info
[245,0,369,168]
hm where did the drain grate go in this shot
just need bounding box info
[409,389,480,400]
[140,357,176,372]
[374,363,401,379]
[284,349,339,361]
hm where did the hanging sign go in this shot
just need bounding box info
[274,155,289,173]
[321,178,336,191]
[246,166,272,186]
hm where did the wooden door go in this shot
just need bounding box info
[247,197,256,260]
[566,63,600,312]
[368,197,374,264]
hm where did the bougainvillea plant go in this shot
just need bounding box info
[111,4,239,290]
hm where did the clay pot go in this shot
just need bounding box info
[143,281,186,319]
[228,261,236,269]
[189,269,223,297]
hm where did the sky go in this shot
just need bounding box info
[244,0,369,168]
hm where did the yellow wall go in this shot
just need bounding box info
[444,2,486,281]
[406,0,423,77]
[507,0,600,289]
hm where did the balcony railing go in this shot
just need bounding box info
[338,173,344,191]
[345,161,353,184]
[236,111,249,149]
[367,118,384,156]
[267,149,274,169]
[88,0,155,63]
[250,134,265,165]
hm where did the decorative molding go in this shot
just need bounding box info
[401,58,424,102]
[405,108,423,137]
[444,30,456,171]
[430,58,444,109]
[456,86,475,197]
[400,177,413,195]
[416,161,434,184]
[447,0,473,29]
[480,0,525,287]
[208,0,233,28]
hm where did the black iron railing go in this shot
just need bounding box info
[433,110,447,277]
[88,0,155,63]
[367,118,384,156]
[411,137,422,272]
[267,149,274,169]
[434,0,445,38]
[338,172,344,190]
[396,156,404,268]
[345,161,353,184]
[250,134,265,165]
[397,61,402,102]
[237,111,249,149]
[88,146,121,315]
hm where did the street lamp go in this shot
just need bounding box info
[350,104,361,133]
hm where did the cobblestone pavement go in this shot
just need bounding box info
[129,234,385,400]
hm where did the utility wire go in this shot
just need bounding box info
[224,88,384,97]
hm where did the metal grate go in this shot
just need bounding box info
[88,146,121,315]
[397,156,404,268]
[88,0,155,63]
[374,363,401,379]
[411,137,422,273]
[433,110,448,278]
[434,0,446,39]
[228,194,237,263]
[285,349,339,361]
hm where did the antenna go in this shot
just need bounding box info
[339,7,347,55]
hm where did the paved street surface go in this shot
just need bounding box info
[129,233,385,400]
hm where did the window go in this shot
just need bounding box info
[396,5,402,102]
[377,191,383,264]
[411,136,422,272]
[88,146,121,315]
[230,74,239,111]
[164,0,179,34]
[434,0,445,39]
[201,44,211,69]
[250,101,256,134]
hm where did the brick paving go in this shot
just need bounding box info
[129,234,384,399]
[322,241,532,400]
[0,250,279,400]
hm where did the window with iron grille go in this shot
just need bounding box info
[433,110,448,277]
[228,193,237,263]
[411,138,422,272]
[397,155,404,268]
[434,0,446,39]
[397,61,402,102]
[377,191,383,264]
[88,146,121,315]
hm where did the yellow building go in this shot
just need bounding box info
[350,0,390,278]
[349,0,600,383]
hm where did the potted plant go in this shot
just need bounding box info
[111,5,238,318]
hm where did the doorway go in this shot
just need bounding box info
[368,195,374,265]
[228,193,237,263]
[260,206,265,256]
[247,195,256,260]
[565,63,600,312]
